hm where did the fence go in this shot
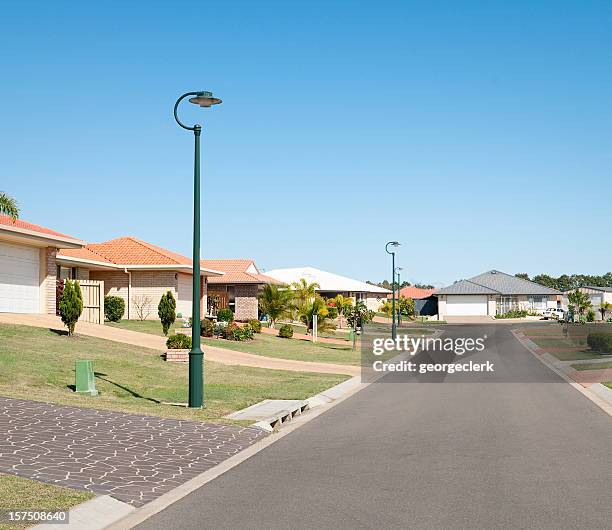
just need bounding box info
[56,279,105,324]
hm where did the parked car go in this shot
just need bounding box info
[543,308,565,320]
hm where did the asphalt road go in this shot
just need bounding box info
[137,324,612,529]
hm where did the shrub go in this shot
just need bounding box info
[217,308,234,322]
[59,280,83,336]
[222,322,244,341]
[166,333,192,349]
[248,319,262,333]
[587,332,612,354]
[586,309,596,322]
[241,323,255,340]
[495,309,528,319]
[104,296,125,322]
[214,321,228,336]
[158,291,177,336]
[278,324,294,338]
[200,318,214,337]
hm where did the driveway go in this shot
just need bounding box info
[137,324,612,529]
[0,314,358,376]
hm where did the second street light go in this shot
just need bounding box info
[385,241,400,339]
[173,90,222,409]
[395,266,403,325]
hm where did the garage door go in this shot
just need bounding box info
[0,241,40,313]
[446,295,488,316]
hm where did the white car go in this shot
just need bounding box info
[543,308,565,320]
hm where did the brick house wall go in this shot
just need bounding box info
[234,284,259,321]
[41,247,57,314]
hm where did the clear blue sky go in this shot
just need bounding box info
[1,1,610,286]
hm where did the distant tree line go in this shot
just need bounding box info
[515,272,612,291]
[367,280,435,290]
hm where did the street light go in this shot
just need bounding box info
[174,90,222,408]
[385,241,400,339]
[395,266,403,325]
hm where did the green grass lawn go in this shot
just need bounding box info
[203,333,359,365]
[0,473,92,530]
[521,330,604,361]
[107,319,174,336]
[571,361,612,371]
[605,382,612,390]
[0,324,347,424]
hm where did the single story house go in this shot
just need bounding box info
[264,266,391,311]
[202,259,282,320]
[562,286,612,320]
[435,270,562,318]
[395,286,438,317]
[57,237,224,319]
[0,214,84,314]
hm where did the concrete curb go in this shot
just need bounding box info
[511,329,612,417]
[33,495,134,530]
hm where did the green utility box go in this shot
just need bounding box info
[75,360,98,396]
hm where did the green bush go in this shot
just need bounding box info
[158,291,177,336]
[587,332,612,354]
[586,309,596,322]
[59,280,83,336]
[217,308,234,322]
[200,318,214,337]
[222,322,244,341]
[241,323,255,340]
[104,296,125,322]
[278,324,294,339]
[495,309,528,319]
[166,333,192,349]
[248,319,262,333]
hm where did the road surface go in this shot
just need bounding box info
[138,324,612,529]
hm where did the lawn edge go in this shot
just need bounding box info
[511,328,612,417]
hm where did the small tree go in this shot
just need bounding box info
[298,296,336,333]
[333,294,353,328]
[599,301,612,322]
[567,289,592,320]
[158,291,176,336]
[132,295,152,321]
[259,284,294,329]
[59,279,83,336]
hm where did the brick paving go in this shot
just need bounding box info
[0,397,265,506]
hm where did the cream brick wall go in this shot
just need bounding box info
[234,284,259,321]
[41,247,57,314]
[130,271,177,320]
[76,267,89,280]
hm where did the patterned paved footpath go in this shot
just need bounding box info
[0,397,265,506]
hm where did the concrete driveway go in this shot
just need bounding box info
[137,324,612,529]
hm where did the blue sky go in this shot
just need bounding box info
[1,1,611,286]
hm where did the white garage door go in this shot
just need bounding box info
[446,295,488,316]
[0,241,40,313]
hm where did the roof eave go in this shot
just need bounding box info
[0,225,84,248]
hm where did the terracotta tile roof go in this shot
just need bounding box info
[203,259,282,285]
[58,247,114,264]
[392,286,436,299]
[0,214,81,242]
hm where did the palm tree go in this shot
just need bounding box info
[0,192,19,220]
[567,289,592,320]
[259,284,294,329]
[333,294,352,328]
[600,301,612,321]
[298,296,336,333]
[290,278,320,309]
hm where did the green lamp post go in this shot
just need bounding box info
[173,91,222,408]
[395,266,403,325]
[385,241,400,339]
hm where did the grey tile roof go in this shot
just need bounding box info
[435,270,562,296]
[583,285,612,293]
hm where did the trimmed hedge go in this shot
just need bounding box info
[104,296,125,322]
[278,324,294,339]
[166,333,192,349]
[587,332,612,354]
[201,318,214,337]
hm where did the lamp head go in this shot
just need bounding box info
[188,91,222,107]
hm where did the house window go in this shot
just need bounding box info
[227,285,235,313]
[497,296,518,314]
[57,266,77,280]
[528,296,545,309]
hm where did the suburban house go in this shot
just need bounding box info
[435,270,562,318]
[264,266,391,311]
[57,237,224,319]
[394,286,438,317]
[0,215,84,314]
[563,286,612,320]
[202,259,282,321]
